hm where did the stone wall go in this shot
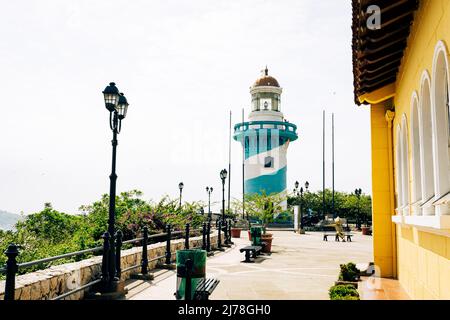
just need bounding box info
[0,232,218,300]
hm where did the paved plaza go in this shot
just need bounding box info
[126,230,373,300]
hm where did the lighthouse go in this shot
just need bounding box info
[234,67,298,210]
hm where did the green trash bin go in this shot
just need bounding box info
[250,226,263,246]
[176,249,206,300]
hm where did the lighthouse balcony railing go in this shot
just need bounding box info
[234,121,297,134]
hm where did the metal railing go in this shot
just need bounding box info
[234,120,298,134]
[1,219,233,301]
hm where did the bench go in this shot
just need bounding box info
[175,258,220,300]
[193,278,220,300]
[323,233,354,242]
[240,245,262,263]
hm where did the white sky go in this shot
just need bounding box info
[0,0,371,215]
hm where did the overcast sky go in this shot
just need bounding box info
[0,0,371,215]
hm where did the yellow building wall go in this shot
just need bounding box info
[383,0,450,299]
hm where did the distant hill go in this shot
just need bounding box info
[0,210,22,230]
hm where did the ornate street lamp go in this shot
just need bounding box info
[179,182,184,209]
[101,82,129,292]
[294,181,307,234]
[206,186,213,221]
[220,169,228,223]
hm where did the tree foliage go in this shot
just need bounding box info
[287,188,372,223]
[0,190,207,271]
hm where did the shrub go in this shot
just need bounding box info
[339,262,360,282]
[329,284,360,300]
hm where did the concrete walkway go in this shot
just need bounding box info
[126,230,373,300]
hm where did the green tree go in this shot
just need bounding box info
[287,189,372,224]
[244,191,287,233]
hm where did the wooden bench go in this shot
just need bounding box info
[323,233,354,242]
[193,278,220,300]
[240,245,262,263]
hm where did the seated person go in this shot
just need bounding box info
[333,217,346,242]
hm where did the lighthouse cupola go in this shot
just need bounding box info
[249,67,284,122]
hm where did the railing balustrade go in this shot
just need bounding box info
[234,120,298,134]
[1,221,215,301]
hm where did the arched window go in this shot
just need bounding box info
[410,92,422,215]
[419,71,436,215]
[395,124,403,213]
[431,41,450,215]
[400,115,410,215]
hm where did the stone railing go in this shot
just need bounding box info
[0,232,218,300]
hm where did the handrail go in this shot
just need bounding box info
[18,246,104,269]
[121,237,144,245]
[51,279,102,301]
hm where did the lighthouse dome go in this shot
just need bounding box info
[253,67,280,87]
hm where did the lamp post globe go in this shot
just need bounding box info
[117,93,129,120]
[103,82,120,112]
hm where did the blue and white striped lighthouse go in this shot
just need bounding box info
[234,68,298,210]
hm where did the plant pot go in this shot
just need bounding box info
[361,226,371,235]
[231,228,242,238]
[261,233,273,253]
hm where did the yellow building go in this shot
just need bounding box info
[352,0,450,299]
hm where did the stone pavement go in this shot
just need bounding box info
[126,230,373,300]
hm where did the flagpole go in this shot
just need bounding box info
[242,108,246,220]
[322,110,326,221]
[227,110,232,216]
[332,113,335,218]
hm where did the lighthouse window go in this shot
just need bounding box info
[273,95,280,111]
[264,156,274,168]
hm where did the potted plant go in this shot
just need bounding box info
[361,225,371,235]
[244,191,286,253]
[335,262,360,288]
[329,284,360,300]
[230,218,247,238]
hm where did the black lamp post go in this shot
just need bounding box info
[304,181,310,220]
[102,82,129,292]
[293,181,305,233]
[206,186,213,221]
[220,169,227,223]
[179,182,184,209]
[355,188,362,230]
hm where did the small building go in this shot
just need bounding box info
[352,0,450,299]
